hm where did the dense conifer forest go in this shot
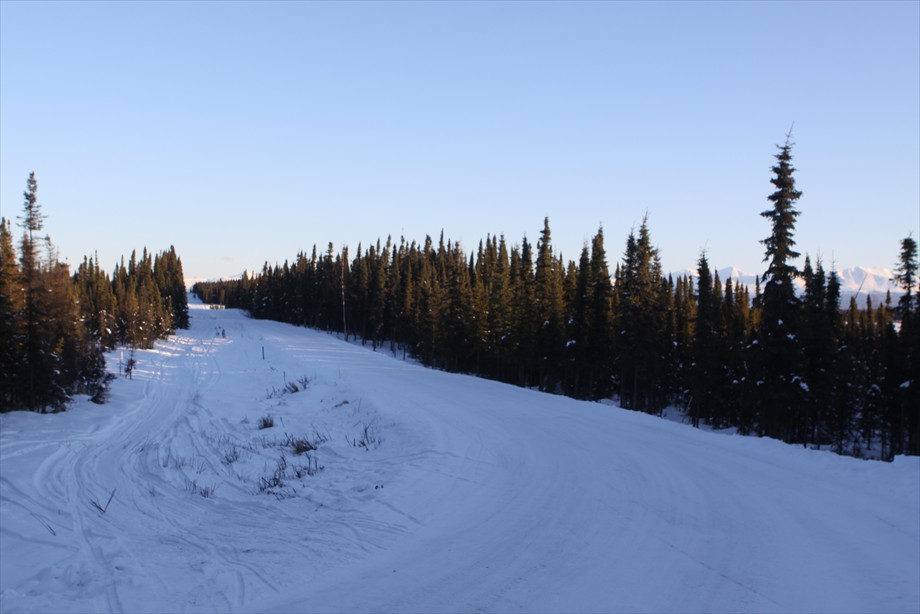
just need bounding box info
[194,139,919,460]
[0,173,189,413]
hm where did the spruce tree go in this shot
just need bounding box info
[615,217,669,413]
[155,246,189,329]
[800,257,838,446]
[489,236,514,381]
[893,235,919,454]
[18,173,53,410]
[894,235,918,318]
[689,252,719,428]
[512,237,537,387]
[534,218,566,392]
[0,218,25,411]
[672,275,695,412]
[418,237,443,366]
[721,276,750,430]
[9,174,104,411]
[570,245,594,398]
[588,228,616,400]
[754,134,806,442]
[74,255,117,348]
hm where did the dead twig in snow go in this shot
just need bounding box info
[91,488,116,514]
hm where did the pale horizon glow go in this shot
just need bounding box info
[1,1,917,283]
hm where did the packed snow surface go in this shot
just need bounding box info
[2,302,918,613]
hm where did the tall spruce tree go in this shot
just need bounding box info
[893,235,919,454]
[9,173,105,411]
[18,172,53,410]
[894,235,918,318]
[755,133,805,442]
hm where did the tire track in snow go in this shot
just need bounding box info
[0,313,263,613]
[90,329,275,613]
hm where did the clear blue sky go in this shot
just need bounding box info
[1,1,917,282]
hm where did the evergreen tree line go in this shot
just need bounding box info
[0,173,189,413]
[193,140,918,460]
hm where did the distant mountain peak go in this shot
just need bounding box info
[668,265,906,307]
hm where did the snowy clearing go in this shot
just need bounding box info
[1,302,918,613]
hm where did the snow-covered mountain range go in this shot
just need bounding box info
[670,266,907,308]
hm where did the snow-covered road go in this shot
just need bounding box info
[2,303,918,613]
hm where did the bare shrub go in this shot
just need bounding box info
[264,431,328,455]
[222,446,241,465]
[312,429,330,445]
[350,424,381,451]
[285,433,316,455]
[293,454,323,478]
[185,479,216,498]
[267,375,312,398]
[258,454,291,497]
